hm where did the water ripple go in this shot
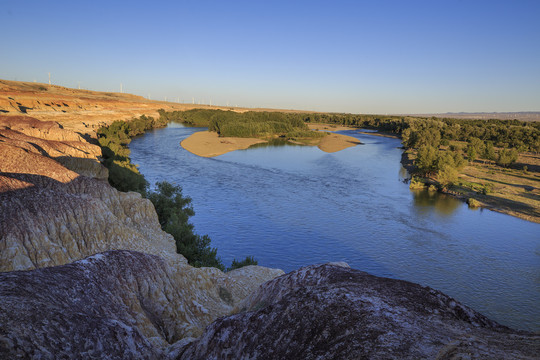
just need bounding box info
[130,123,540,332]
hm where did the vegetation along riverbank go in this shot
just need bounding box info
[96,113,257,270]
[101,108,539,227]
[161,109,362,156]
[305,113,540,223]
[166,109,540,223]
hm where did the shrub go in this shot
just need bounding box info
[147,181,225,270]
[481,183,494,195]
[467,198,481,208]
[227,256,258,272]
[409,177,426,190]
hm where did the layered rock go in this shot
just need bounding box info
[0,115,104,181]
[0,79,201,136]
[1,113,537,359]
[0,115,284,352]
[0,250,283,359]
[0,115,178,270]
[179,263,540,359]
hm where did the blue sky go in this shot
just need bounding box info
[1,0,539,114]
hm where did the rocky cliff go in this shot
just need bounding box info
[0,250,282,358]
[0,114,284,357]
[0,114,179,270]
[179,263,540,359]
[0,79,215,136]
[1,113,538,359]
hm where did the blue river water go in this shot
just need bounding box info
[130,122,540,331]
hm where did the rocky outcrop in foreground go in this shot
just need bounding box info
[0,250,284,359]
[0,114,284,355]
[179,263,539,360]
[1,114,537,359]
[1,259,537,359]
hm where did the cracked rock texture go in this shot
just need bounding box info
[179,263,540,360]
[0,250,283,359]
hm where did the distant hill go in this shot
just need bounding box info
[0,79,218,136]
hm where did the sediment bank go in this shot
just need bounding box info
[181,125,362,157]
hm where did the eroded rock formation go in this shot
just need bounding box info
[0,250,282,359]
[179,263,540,359]
[0,79,201,136]
[0,114,179,270]
[0,115,284,357]
[1,114,537,359]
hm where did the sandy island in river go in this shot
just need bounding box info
[180,131,267,157]
[181,124,362,157]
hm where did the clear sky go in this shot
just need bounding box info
[1,0,539,114]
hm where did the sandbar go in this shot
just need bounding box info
[317,133,362,153]
[181,131,266,157]
[307,123,358,132]
[181,129,363,157]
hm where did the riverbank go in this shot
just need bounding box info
[130,123,540,333]
[181,126,362,157]
[306,123,358,132]
[357,130,400,139]
[401,150,540,224]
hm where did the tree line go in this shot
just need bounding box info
[163,109,540,152]
[159,109,326,140]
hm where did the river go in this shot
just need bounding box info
[130,122,540,332]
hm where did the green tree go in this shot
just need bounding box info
[416,145,438,175]
[496,148,519,168]
[227,256,258,272]
[483,141,496,162]
[453,151,466,170]
[437,164,458,189]
[469,137,485,155]
[532,138,540,155]
[147,181,225,270]
[466,144,477,163]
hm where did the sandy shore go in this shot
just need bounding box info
[181,129,362,157]
[181,131,267,157]
[307,123,358,132]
